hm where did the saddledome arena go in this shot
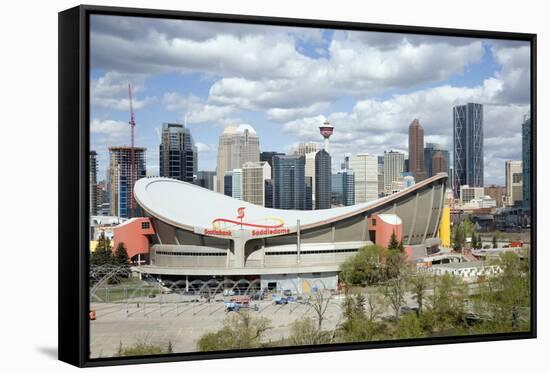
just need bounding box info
[125,173,448,291]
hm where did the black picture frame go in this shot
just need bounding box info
[58,4,537,368]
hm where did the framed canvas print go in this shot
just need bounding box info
[58,5,537,367]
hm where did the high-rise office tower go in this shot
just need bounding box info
[159,123,197,182]
[216,124,260,194]
[108,146,146,218]
[522,114,531,212]
[89,151,98,216]
[305,177,313,210]
[223,171,233,197]
[231,169,242,200]
[408,118,427,182]
[305,151,317,208]
[242,161,271,206]
[383,150,405,194]
[349,153,378,203]
[264,179,274,208]
[425,142,450,177]
[194,171,216,190]
[297,142,318,156]
[432,150,449,175]
[315,149,332,210]
[505,160,523,206]
[273,154,306,210]
[453,103,484,193]
[332,169,355,206]
[260,151,285,179]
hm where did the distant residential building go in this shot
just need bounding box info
[454,103,484,192]
[108,146,146,218]
[459,185,485,205]
[505,160,523,206]
[90,151,98,216]
[462,196,497,210]
[216,124,260,194]
[384,151,405,194]
[242,162,271,206]
[194,171,216,190]
[522,115,531,212]
[349,153,378,203]
[297,142,318,156]
[159,123,197,182]
[315,149,332,210]
[484,185,506,208]
[273,154,306,210]
[408,119,427,182]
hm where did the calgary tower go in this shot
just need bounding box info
[319,120,334,152]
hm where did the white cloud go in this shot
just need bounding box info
[91,72,154,111]
[162,92,236,124]
[90,119,129,140]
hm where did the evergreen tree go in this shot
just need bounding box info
[388,230,400,250]
[114,242,130,268]
[452,226,463,252]
[492,235,498,249]
[471,232,478,250]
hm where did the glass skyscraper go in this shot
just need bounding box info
[315,149,332,210]
[453,103,484,193]
[273,154,306,210]
[159,123,197,182]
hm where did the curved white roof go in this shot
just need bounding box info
[134,173,447,232]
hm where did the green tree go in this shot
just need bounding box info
[388,230,400,250]
[90,234,113,266]
[384,275,407,324]
[197,311,271,351]
[427,273,467,330]
[115,339,167,357]
[307,290,332,331]
[340,245,387,285]
[471,232,478,250]
[114,242,130,269]
[452,225,464,252]
[396,313,425,339]
[410,273,430,315]
[340,291,379,343]
[386,249,407,279]
[289,317,331,345]
[492,235,498,249]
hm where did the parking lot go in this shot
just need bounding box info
[90,295,348,357]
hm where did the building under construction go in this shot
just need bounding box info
[108,146,146,218]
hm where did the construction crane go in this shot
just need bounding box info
[128,84,136,218]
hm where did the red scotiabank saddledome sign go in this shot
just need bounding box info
[203,207,291,237]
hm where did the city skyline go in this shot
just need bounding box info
[90,15,530,186]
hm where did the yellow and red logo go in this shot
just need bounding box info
[209,207,289,236]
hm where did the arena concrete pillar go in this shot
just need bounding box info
[233,237,246,268]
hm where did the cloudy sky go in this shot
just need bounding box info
[90,15,531,186]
